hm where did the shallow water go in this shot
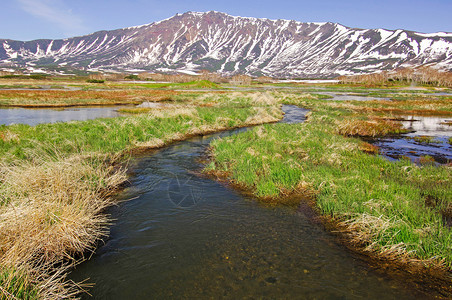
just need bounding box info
[0,85,83,91]
[318,92,390,101]
[401,116,452,137]
[279,104,309,124]
[70,105,429,299]
[0,106,130,126]
[370,115,452,164]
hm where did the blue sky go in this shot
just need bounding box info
[1,0,451,41]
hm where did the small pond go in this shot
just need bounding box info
[318,92,391,101]
[0,106,132,126]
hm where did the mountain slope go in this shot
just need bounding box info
[1,11,451,77]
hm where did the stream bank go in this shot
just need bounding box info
[69,105,435,299]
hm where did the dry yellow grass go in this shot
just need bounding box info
[339,67,452,87]
[339,213,444,270]
[0,154,127,299]
[249,92,279,106]
[359,142,380,154]
[244,106,282,125]
[336,118,407,137]
[0,90,178,107]
[325,96,452,117]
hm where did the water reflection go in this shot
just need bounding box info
[318,92,390,101]
[0,106,130,126]
[401,116,452,137]
[280,104,309,124]
[370,115,452,164]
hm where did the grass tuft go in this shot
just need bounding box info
[336,118,408,137]
[409,136,442,144]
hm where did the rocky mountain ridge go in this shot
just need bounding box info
[1,11,451,77]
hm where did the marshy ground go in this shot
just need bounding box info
[0,77,450,298]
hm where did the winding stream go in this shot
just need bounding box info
[68,105,430,299]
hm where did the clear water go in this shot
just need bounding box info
[0,106,129,126]
[318,92,390,101]
[370,115,452,164]
[69,106,430,299]
[401,116,452,137]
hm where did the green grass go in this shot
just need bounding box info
[0,106,278,162]
[205,92,452,268]
[409,136,442,144]
[0,85,42,89]
[0,268,39,300]
[86,79,105,84]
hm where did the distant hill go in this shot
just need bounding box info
[1,11,451,78]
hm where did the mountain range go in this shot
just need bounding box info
[1,11,451,78]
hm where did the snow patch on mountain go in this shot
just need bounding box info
[0,11,451,77]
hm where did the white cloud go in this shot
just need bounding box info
[17,0,87,36]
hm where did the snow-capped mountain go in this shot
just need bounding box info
[1,11,451,77]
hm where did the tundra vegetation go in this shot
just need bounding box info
[0,74,451,298]
[0,89,283,299]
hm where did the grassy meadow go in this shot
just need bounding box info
[0,78,451,298]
